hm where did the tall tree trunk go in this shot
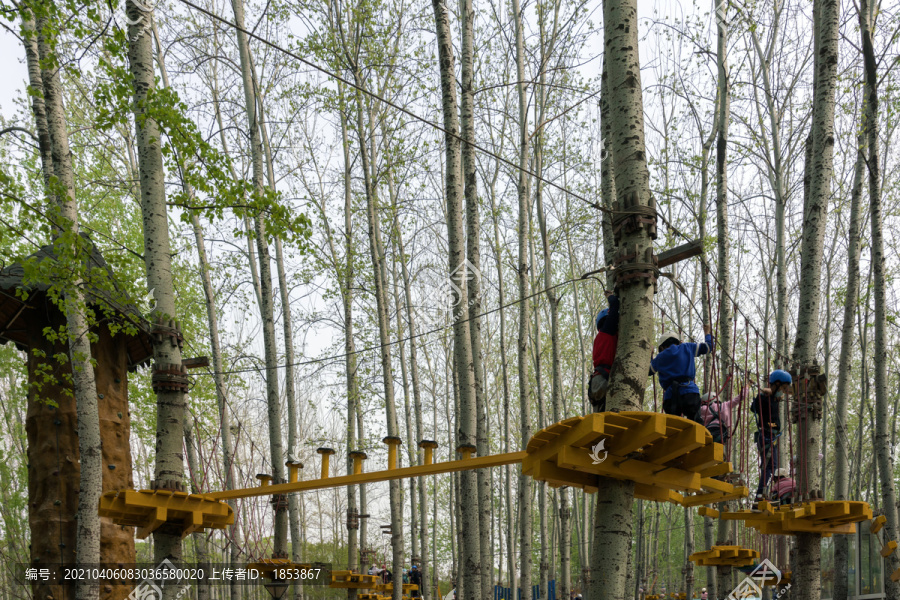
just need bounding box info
[228,0,288,556]
[125,0,185,577]
[33,11,102,600]
[205,54,244,599]
[389,202,418,578]
[714,0,731,387]
[396,215,430,600]
[533,15,570,598]
[457,1,491,594]
[189,212,241,600]
[489,174,516,595]
[860,1,900,593]
[431,1,480,597]
[183,414,211,600]
[713,20,736,582]
[20,14,53,194]
[338,98,360,600]
[591,1,656,597]
[253,71,304,576]
[511,0,533,594]
[350,69,404,600]
[792,0,839,598]
[831,135,864,600]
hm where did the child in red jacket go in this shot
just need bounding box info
[589,290,619,411]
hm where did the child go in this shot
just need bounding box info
[650,325,715,424]
[700,385,747,445]
[589,290,620,411]
[751,369,792,501]
[770,468,796,504]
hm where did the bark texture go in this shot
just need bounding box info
[126,0,186,574]
[792,0,839,597]
[591,1,655,597]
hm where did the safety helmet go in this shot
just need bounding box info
[596,308,609,330]
[774,468,790,479]
[658,331,681,350]
[769,369,792,385]
[700,392,716,403]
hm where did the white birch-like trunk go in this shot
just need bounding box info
[33,13,102,600]
[512,0,533,594]
[831,135,864,600]
[228,0,288,555]
[792,1,839,597]
[337,100,360,600]
[252,66,304,576]
[349,71,404,600]
[183,413,211,600]
[458,1,491,592]
[431,1,481,596]
[125,0,185,575]
[860,2,900,595]
[591,1,656,596]
[395,217,430,600]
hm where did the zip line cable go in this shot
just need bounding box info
[193,275,584,375]
[160,0,791,387]
[171,0,610,215]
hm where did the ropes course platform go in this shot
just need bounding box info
[99,412,747,534]
[98,489,234,539]
[688,545,759,567]
[523,412,747,505]
[378,583,419,594]
[699,500,872,535]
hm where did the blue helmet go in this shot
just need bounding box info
[596,308,609,330]
[769,369,792,385]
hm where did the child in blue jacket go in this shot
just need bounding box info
[649,325,714,425]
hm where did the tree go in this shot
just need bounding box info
[791,0,840,597]
[590,0,657,597]
[27,4,103,599]
[859,0,900,594]
[125,0,186,578]
[228,0,289,558]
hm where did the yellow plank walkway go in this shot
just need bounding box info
[524,412,747,505]
[99,412,748,535]
[708,500,872,535]
[688,545,759,567]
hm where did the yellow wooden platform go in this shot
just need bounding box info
[523,412,747,505]
[760,571,792,586]
[98,489,233,539]
[330,570,382,589]
[715,500,872,535]
[377,583,419,594]
[688,545,759,567]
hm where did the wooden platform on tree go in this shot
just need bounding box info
[715,500,872,535]
[330,570,382,589]
[378,583,419,594]
[523,412,747,506]
[689,545,759,567]
[760,571,792,586]
[98,489,233,539]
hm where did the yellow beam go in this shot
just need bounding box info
[209,451,528,500]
